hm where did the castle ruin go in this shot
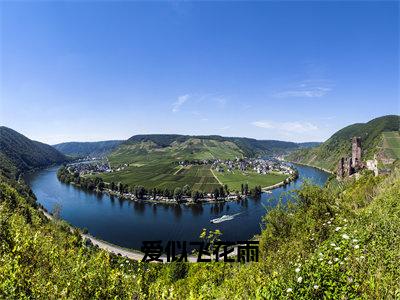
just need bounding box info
[337,137,363,179]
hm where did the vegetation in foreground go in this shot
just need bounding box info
[1,163,399,298]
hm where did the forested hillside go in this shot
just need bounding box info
[0,127,67,178]
[124,134,316,157]
[53,140,123,157]
[287,115,400,171]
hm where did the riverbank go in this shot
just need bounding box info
[40,208,246,263]
[286,160,334,174]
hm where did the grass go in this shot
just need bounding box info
[381,131,400,160]
[98,163,222,192]
[214,170,288,192]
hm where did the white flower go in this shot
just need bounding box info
[343,218,347,222]
[319,252,323,256]
[323,223,326,226]
[330,243,336,247]
[354,245,360,249]
[330,217,334,221]
[328,260,332,265]
[287,288,293,293]
[342,234,350,240]
[314,285,319,290]
[334,257,339,262]
[327,221,331,225]
[335,227,341,231]
[360,255,365,259]
[295,267,300,273]
[344,257,349,261]
[334,247,340,251]
[297,276,303,283]
[318,258,323,261]
[340,262,344,265]
[352,239,358,243]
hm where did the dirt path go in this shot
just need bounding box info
[210,168,223,186]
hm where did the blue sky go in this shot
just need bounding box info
[0,1,398,144]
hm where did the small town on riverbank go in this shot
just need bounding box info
[57,157,299,204]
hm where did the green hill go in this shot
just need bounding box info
[124,134,317,157]
[287,115,400,172]
[0,126,67,178]
[53,140,123,158]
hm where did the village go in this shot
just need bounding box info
[209,157,296,176]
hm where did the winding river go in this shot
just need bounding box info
[25,163,330,250]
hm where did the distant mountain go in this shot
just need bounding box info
[0,126,67,178]
[287,115,400,172]
[125,134,309,157]
[53,140,123,157]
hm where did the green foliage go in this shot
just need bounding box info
[287,115,400,171]
[53,140,123,157]
[0,126,67,178]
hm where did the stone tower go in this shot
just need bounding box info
[351,137,362,169]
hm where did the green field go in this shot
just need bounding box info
[95,138,289,193]
[98,163,221,192]
[382,131,400,160]
[214,170,288,192]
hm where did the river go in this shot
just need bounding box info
[25,163,330,250]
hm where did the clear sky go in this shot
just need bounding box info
[0,1,398,144]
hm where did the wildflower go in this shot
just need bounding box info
[334,247,340,251]
[334,257,339,262]
[314,285,319,290]
[295,267,300,273]
[340,262,344,265]
[343,218,347,222]
[287,288,293,293]
[330,243,336,247]
[360,255,365,259]
[330,217,334,221]
[352,239,358,243]
[327,221,331,225]
[335,227,341,231]
[319,252,323,256]
[354,245,360,249]
[344,257,349,261]
[297,277,303,283]
[328,260,332,265]
[342,234,350,240]
[323,223,326,226]
[318,258,323,261]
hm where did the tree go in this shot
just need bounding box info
[213,187,220,200]
[134,186,146,200]
[241,183,244,195]
[153,188,157,200]
[224,184,229,195]
[174,187,183,201]
[97,181,105,191]
[182,184,191,196]
[244,183,249,195]
[110,181,115,191]
[219,186,225,198]
[191,190,200,202]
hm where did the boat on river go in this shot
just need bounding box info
[210,212,242,223]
